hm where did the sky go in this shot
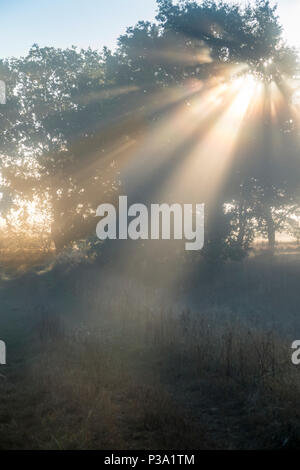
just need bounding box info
[0,0,300,58]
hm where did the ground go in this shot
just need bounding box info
[0,250,300,449]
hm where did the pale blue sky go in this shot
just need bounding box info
[0,0,299,58]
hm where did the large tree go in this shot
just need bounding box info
[110,0,300,257]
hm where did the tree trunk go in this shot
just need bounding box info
[264,205,275,253]
[237,202,246,247]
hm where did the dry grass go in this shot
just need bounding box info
[1,252,300,449]
[0,303,298,450]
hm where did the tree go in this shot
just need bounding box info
[110,0,299,258]
[0,45,120,250]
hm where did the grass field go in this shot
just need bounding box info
[0,249,300,449]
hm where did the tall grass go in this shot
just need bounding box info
[1,253,300,449]
[4,303,296,450]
